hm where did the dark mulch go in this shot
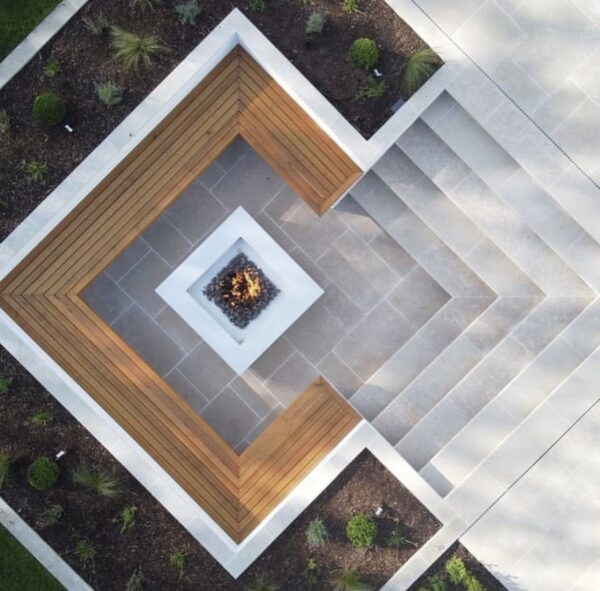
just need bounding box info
[0,0,438,242]
[0,347,443,590]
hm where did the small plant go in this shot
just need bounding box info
[465,577,486,591]
[330,570,372,591]
[27,457,59,491]
[354,78,386,100]
[306,12,326,35]
[83,13,110,36]
[349,38,379,71]
[343,0,359,12]
[306,516,329,549]
[130,0,162,11]
[96,81,123,107]
[304,558,321,585]
[169,550,186,580]
[174,0,201,25]
[72,462,121,497]
[401,47,440,95]
[43,57,61,78]
[30,410,53,427]
[35,504,64,529]
[386,529,416,548]
[246,574,280,591]
[428,575,447,591]
[32,93,66,126]
[115,505,137,533]
[0,109,11,133]
[249,0,266,11]
[0,452,11,489]
[75,539,96,571]
[126,566,144,591]
[0,377,12,394]
[445,555,468,585]
[110,27,168,70]
[24,160,48,183]
[346,514,377,548]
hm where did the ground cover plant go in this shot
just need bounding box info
[0,0,441,243]
[0,0,61,60]
[0,524,65,591]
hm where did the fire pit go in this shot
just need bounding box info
[204,253,280,328]
[155,207,323,374]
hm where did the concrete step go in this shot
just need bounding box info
[416,94,599,294]
[425,298,600,493]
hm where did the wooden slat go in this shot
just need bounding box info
[0,47,362,543]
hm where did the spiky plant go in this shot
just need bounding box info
[24,160,48,183]
[401,48,440,95]
[130,0,162,11]
[174,0,201,25]
[96,81,123,107]
[75,539,96,571]
[0,452,11,489]
[330,570,372,591]
[246,574,280,591]
[0,109,9,133]
[30,410,53,427]
[72,462,122,497]
[0,377,12,394]
[110,27,168,70]
[306,516,329,549]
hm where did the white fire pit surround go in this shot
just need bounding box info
[156,206,323,374]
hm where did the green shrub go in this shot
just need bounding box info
[349,38,378,70]
[35,503,63,529]
[43,57,61,78]
[446,555,468,585]
[72,462,121,497]
[0,109,9,133]
[330,570,372,591]
[306,12,325,35]
[401,47,440,95]
[83,13,110,36]
[346,514,377,548]
[96,81,123,107]
[249,0,266,12]
[24,160,48,182]
[169,550,186,580]
[27,457,59,491]
[174,0,201,24]
[0,377,12,394]
[428,575,447,591]
[75,539,96,570]
[110,27,168,70]
[32,93,66,126]
[343,0,359,12]
[30,410,53,427]
[130,0,162,11]
[246,574,280,591]
[306,516,329,549]
[126,567,144,591]
[304,558,321,585]
[0,452,11,489]
[115,505,137,533]
[354,78,386,100]
[465,576,487,591]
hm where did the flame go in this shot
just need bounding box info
[226,267,262,306]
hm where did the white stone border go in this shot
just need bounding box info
[0,496,93,591]
[0,0,89,89]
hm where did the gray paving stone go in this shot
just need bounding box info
[105,237,150,282]
[84,273,132,324]
[155,307,201,354]
[249,337,295,381]
[320,282,363,330]
[213,149,284,214]
[254,211,296,252]
[287,247,329,287]
[216,137,251,171]
[198,160,226,189]
[178,341,235,401]
[372,395,422,444]
[563,232,600,292]
[265,352,319,407]
[533,78,589,134]
[372,144,423,197]
[166,178,226,244]
[142,217,192,266]
[113,305,186,376]
[414,0,483,35]
[263,185,300,222]
[244,405,285,443]
[334,195,389,243]
[285,302,346,365]
[491,58,549,113]
[387,267,451,331]
[230,376,276,419]
[367,232,417,280]
[561,299,600,358]
[119,250,171,317]
[164,369,209,413]
[201,387,261,448]
[335,300,413,381]
[318,353,363,400]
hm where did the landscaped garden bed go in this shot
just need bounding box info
[0,0,441,242]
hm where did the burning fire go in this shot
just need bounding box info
[225,267,263,306]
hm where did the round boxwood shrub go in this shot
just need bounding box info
[32,93,66,126]
[27,457,59,491]
[346,514,378,548]
[349,38,379,71]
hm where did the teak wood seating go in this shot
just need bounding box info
[0,48,362,542]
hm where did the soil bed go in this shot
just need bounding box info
[0,0,439,242]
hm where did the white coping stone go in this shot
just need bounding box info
[0,497,93,591]
[156,207,323,374]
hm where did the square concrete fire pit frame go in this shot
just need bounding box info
[156,206,323,374]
